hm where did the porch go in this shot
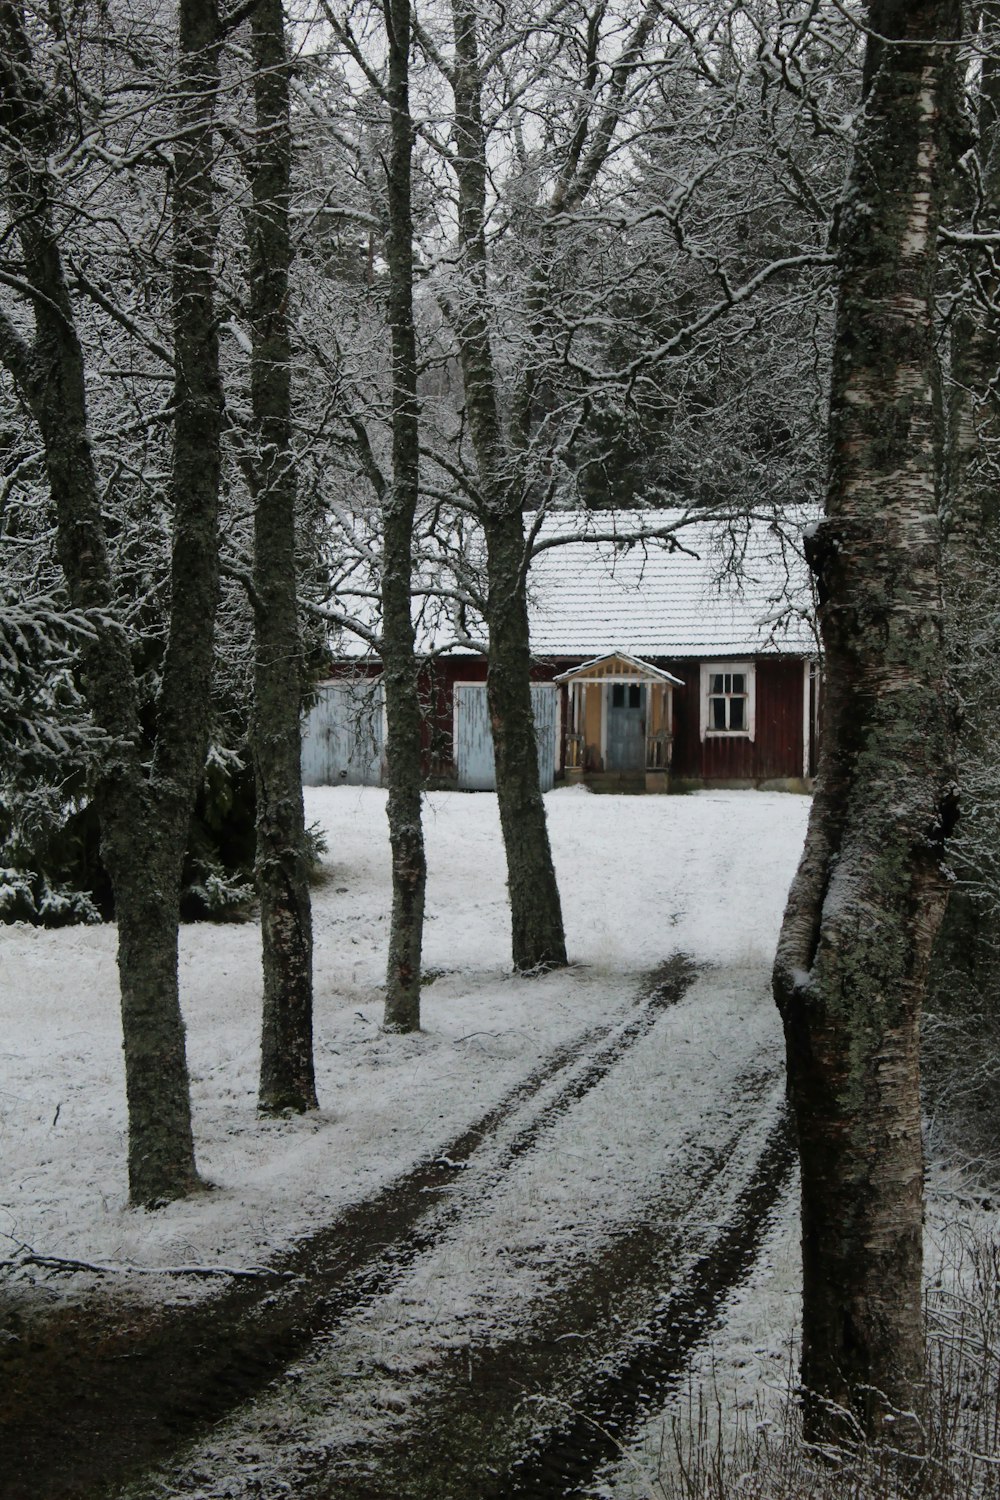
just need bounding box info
[556,652,683,794]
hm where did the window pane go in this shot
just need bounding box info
[711,697,727,729]
[612,684,625,708]
[629,684,641,709]
[711,674,724,694]
[732,674,745,694]
[730,698,746,731]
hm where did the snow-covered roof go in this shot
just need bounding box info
[331,507,817,660]
[525,509,816,659]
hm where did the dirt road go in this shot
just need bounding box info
[1,958,792,1500]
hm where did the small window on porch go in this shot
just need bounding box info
[700,662,755,740]
[612,683,642,709]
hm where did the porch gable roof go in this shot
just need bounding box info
[554,651,684,687]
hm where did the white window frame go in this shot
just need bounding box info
[700,661,755,741]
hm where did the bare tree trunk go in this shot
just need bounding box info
[249,0,318,1112]
[772,0,960,1447]
[935,9,1000,938]
[944,9,1000,548]
[380,0,427,1032]
[112,835,201,1202]
[120,0,224,1200]
[484,509,568,968]
[0,0,224,1207]
[449,0,566,972]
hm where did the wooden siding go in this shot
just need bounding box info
[583,684,602,767]
[318,652,810,787]
[668,657,806,782]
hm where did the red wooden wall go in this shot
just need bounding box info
[665,657,808,783]
[326,652,811,785]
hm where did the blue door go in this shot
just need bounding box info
[606,683,645,772]
[301,680,385,785]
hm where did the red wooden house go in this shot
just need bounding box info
[302,512,819,793]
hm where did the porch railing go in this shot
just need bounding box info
[645,730,673,772]
[565,731,585,770]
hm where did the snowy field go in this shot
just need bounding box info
[0,785,810,1291]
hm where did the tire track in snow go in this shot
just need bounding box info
[501,1107,795,1498]
[0,958,696,1500]
[304,1070,791,1500]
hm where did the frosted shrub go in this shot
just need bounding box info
[647,1225,1000,1500]
[0,866,102,927]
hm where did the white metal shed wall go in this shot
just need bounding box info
[453,683,558,792]
[301,680,385,786]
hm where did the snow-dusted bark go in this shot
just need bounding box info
[380,0,428,1031]
[930,8,1000,1040]
[249,0,318,1112]
[448,0,567,973]
[772,0,961,1447]
[0,0,225,1207]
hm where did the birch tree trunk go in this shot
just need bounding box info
[0,0,224,1205]
[380,0,427,1031]
[929,7,1000,1040]
[449,0,567,972]
[249,0,318,1111]
[772,0,960,1446]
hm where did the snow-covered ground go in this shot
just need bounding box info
[590,1173,803,1500]
[4,783,989,1500]
[0,786,810,1289]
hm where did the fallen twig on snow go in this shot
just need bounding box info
[0,1243,292,1281]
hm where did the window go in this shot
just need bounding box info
[611,683,642,709]
[700,662,755,740]
[709,671,747,731]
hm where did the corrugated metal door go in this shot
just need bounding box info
[301,680,385,786]
[455,683,557,792]
[532,684,558,792]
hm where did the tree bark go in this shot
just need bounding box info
[111,832,202,1203]
[0,0,224,1205]
[379,0,427,1032]
[484,508,567,969]
[448,0,567,972]
[944,7,1000,547]
[926,5,1000,1142]
[118,0,224,1201]
[249,0,318,1111]
[772,0,960,1447]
